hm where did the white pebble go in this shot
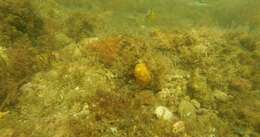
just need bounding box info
[154,106,173,121]
[172,121,185,134]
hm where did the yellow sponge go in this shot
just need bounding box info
[134,63,151,87]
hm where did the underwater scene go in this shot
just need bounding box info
[0,0,260,137]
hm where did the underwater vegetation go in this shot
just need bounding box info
[0,0,259,137]
[64,12,96,42]
[1,28,259,137]
[0,0,44,47]
[0,0,57,110]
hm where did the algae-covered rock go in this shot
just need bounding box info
[172,121,185,134]
[178,99,196,121]
[0,47,8,66]
[190,99,201,109]
[188,69,208,97]
[0,111,8,119]
[157,69,190,99]
[230,78,252,92]
[54,33,73,48]
[213,90,232,102]
[13,43,117,136]
[0,128,14,137]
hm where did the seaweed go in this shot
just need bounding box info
[86,36,123,66]
[0,44,55,110]
[69,90,174,137]
[0,0,44,47]
[0,0,56,110]
[65,12,96,42]
[0,0,260,137]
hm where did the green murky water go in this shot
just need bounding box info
[0,0,259,137]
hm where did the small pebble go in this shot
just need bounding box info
[154,106,173,121]
[172,121,185,134]
[110,127,118,134]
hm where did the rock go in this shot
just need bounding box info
[213,90,231,102]
[135,90,156,106]
[72,47,82,59]
[178,100,196,120]
[230,78,252,92]
[0,128,14,137]
[55,33,73,47]
[80,37,99,46]
[47,70,59,80]
[110,127,118,135]
[191,99,200,109]
[0,47,9,65]
[0,111,9,119]
[172,121,185,134]
[154,106,173,121]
